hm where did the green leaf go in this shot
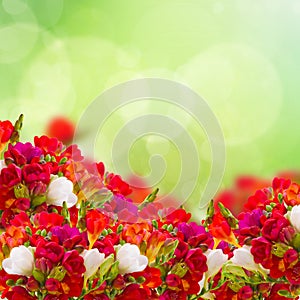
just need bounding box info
[228,280,245,293]
[61,201,70,224]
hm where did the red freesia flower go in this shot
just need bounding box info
[86,209,108,248]
[0,164,22,188]
[165,208,191,225]
[34,212,64,229]
[251,237,272,268]
[115,284,151,300]
[62,250,85,277]
[209,211,238,247]
[35,241,64,263]
[22,163,51,184]
[105,173,132,196]
[184,248,207,281]
[34,135,63,156]
[0,120,14,152]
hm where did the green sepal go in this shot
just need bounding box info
[223,263,247,279]
[31,195,46,208]
[48,265,66,281]
[218,202,238,229]
[204,199,214,227]
[107,261,119,281]
[271,243,290,258]
[170,262,188,278]
[14,183,29,199]
[10,114,23,144]
[277,290,295,298]
[138,188,159,210]
[32,268,45,285]
[98,254,114,280]
[292,233,300,251]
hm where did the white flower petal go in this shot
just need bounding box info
[205,249,228,279]
[290,205,300,232]
[117,243,148,274]
[81,249,105,279]
[231,245,259,272]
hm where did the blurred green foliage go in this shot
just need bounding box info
[0,0,299,218]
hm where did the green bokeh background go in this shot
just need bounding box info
[0,0,299,217]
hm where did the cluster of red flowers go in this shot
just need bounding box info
[0,116,300,300]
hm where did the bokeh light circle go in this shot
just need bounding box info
[177,43,282,145]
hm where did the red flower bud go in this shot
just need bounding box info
[238,286,253,300]
[165,274,181,288]
[45,278,61,292]
[15,197,30,210]
[35,257,53,275]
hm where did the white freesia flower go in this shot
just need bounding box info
[2,245,35,276]
[81,249,105,279]
[0,160,6,172]
[199,249,228,292]
[231,245,258,271]
[116,243,148,274]
[205,249,228,279]
[290,205,300,232]
[231,245,269,275]
[46,176,77,207]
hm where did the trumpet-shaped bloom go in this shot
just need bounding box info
[86,210,108,249]
[81,249,105,279]
[46,176,77,207]
[2,245,35,276]
[116,243,148,275]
